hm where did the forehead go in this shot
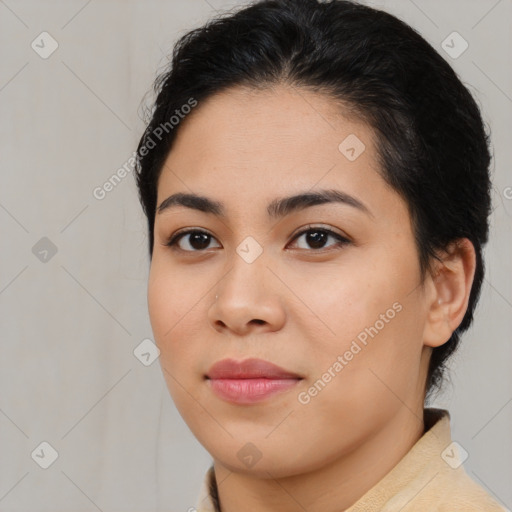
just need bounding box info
[169,84,375,164]
[157,84,399,218]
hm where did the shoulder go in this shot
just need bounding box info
[423,466,507,511]
[425,409,506,511]
[357,409,508,512]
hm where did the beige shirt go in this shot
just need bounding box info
[195,408,506,511]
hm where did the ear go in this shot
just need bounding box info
[422,238,477,348]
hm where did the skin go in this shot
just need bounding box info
[147,84,476,512]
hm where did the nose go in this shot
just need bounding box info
[208,256,286,336]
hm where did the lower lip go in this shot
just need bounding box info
[207,378,301,404]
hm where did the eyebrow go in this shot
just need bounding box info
[156,188,373,220]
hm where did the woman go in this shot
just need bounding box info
[135,0,505,510]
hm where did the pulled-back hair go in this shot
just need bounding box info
[135,0,492,401]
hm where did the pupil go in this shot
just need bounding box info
[187,230,328,250]
[307,230,327,249]
[191,232,210,250]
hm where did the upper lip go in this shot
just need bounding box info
[206,358,302,379]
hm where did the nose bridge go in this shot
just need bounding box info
[207,225,291,335]
[210,242,288,335]
[222,235,269,296]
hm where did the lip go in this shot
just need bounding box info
[207,358,301,379]
[206,358,302,404]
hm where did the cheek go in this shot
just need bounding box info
[148,259,201,337]
[147,260,212,378]
[147,274,195,409]
[147,266,174,342]
[295,240,424,377]
[147,262,191,372]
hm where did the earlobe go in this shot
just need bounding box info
[423,238,477,348]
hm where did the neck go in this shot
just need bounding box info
[212,405,426,512]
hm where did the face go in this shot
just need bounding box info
[148,84,432,477]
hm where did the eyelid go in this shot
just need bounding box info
[289,223,349,242]
[164,227,219,249]
[164,224,351,252]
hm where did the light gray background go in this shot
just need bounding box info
[0,0,511,510]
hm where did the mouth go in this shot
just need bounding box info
[205,358,303,405]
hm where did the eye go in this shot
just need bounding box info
[164,229,220,252]
[288,225,350,251]
[163,225,351,253]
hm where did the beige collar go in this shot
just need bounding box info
[194,408,505,512]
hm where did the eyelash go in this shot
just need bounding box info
[163,225,351,253]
